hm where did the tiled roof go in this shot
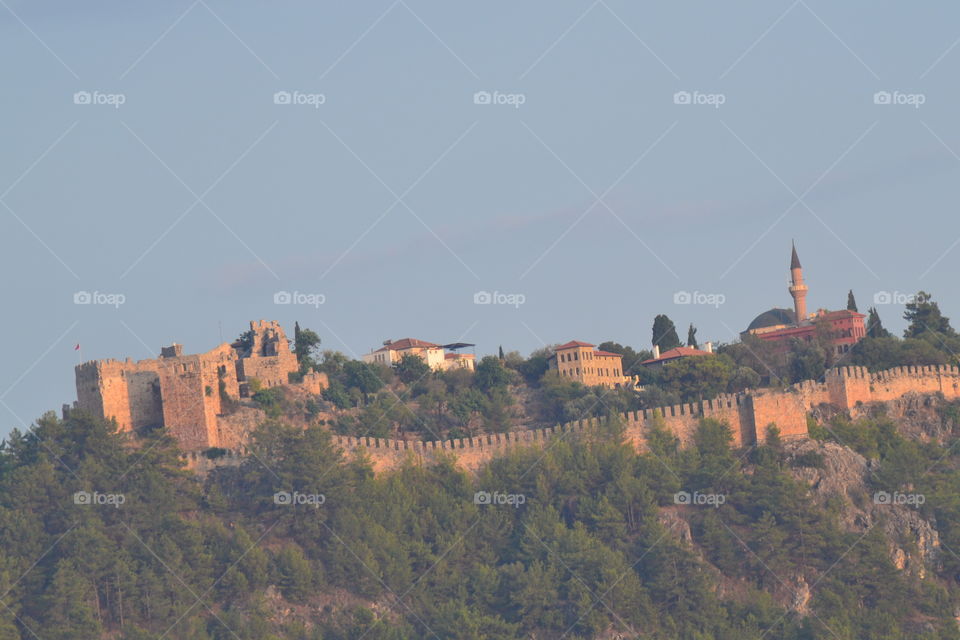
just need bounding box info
[640,346,712,365]
[555,340,595,350]
[374,338,440,352]
[819,309,866,320]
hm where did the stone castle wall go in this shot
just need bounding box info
[75,320,324,451]
[83,337,960,471]
[308,364,960,473]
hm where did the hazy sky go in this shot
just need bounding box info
[2,1,959,434]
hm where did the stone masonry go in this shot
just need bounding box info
[74,320,327,450]
[328,365,960,473]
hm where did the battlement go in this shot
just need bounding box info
[75,321,322,451]
[322,363,960,473]
[78,338,960,472]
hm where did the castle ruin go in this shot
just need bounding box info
[74,320,327,450]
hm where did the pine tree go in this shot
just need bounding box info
[866,307,891,339]
[847,290,858,312]
[652,315,681,351]
[686,324,698,348]
[904,291,954,337]
[293,325,322,372]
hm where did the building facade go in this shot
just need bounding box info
[363,338,476,372]
[547,341,631,388]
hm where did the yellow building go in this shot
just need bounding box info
[548,341,631,389]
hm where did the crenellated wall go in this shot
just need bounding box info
[285,364,960,473]
[117,359,960,471]
[75,320,325,451]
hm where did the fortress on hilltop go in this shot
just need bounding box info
[312,364,960,473]
[73,320,327,450]
[71,317,960,475]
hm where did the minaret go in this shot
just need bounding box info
[788,241,808,324]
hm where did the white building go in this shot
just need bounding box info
[362,338,476,372]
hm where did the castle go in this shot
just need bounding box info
[317,364,960,473]
[74,316,960,476]
[744,243,867,356]
[74,320,327,450]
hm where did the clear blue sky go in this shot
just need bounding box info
[2,1,959,434]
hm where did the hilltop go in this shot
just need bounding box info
[6,394,960,639]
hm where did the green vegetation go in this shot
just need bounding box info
[9,292,960,638]
[851,292,959,371]
[292,322,323,377]
[288,291,960,445]
[5,409,960,639]
[651,314,681,351]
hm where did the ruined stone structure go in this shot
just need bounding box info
[74,320,327,450]
[236,320,301,392]
[327,364,960,473]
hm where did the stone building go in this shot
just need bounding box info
[74,320,326,450]
[547,341,631,388]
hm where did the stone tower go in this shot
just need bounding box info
[788,241,808,324]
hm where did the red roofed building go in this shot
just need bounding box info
[640,344,714,368]
[744,243,866,356]
[363,338,476,371]
[548,340,632,388]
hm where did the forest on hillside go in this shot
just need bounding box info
[1,292,959,639]
[4,403,960,639]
